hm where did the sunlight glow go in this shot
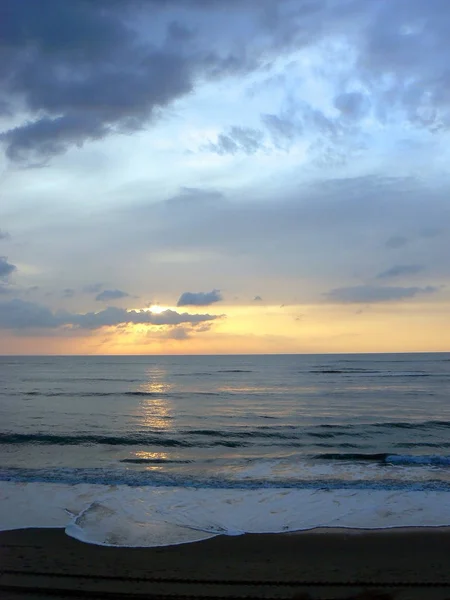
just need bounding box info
[149,305,168,314]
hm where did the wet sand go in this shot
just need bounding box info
[1,527,450,599]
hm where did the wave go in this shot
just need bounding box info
[173,370,253,377]
[20,390,223,398]
[0,432,249,448]
[1,420,449,447]
[1,466,449,490]
[217,369,253,373]
[2,481,450,548]
[119,458,191,464]
[309,369,431,377]
[23,391,168,398]
[173,372,214,377]
[395,442,450,448]
[313,452,450,466]
[310,369,380,374]
[373,420,450,429]
[387,454,450,466]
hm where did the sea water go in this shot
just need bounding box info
[1,353,449,546]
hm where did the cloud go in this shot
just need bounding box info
[376,265,425,279]
[53,174,449,308]
[0,257,17,278]
[261,112,301,148]
[1,115,110,163]
[0,1,200,162]
[71,307,219,329]
[0,230,10,240]
[177,289,223,307]
[1,1,307,164]
[0,299,221,331]
[253,295,263,301]
[62,288,76,298]
[386,236,409,249]
[166,187,225,208]
[419,227,442,239]
[324,284,438,304]
[164,326,191,341]
[83,283,103,294]
[96,289,130,302]
[333,92,370,120]
[206,127,264,156]
[3,0,450,164]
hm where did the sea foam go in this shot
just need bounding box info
[1,481,450,547]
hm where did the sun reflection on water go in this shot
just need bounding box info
[135,451,169,460]
[131,450,170,470]
[136,366,174,430]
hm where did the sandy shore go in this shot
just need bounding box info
[1,527,450,599]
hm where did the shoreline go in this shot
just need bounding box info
[3,522,450,547]
[1,527,450,599]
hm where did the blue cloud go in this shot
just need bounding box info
[177,289,222,307]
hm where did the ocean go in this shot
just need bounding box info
[1,353,450,547]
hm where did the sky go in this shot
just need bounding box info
[0,0,449,355]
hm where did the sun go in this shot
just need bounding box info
[149,304,168,314]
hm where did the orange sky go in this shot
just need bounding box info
[1,301,448,355]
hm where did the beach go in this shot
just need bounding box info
[2,355,450,598]
[1,527,450,599]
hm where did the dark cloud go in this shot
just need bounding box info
[71,307,219,329]
[96,289,130,302]
[0,1,198,162]
[0,257,17,278]
[3,0,450,163]
[2,0,312,163]
[1,115,110,163]
[253,295,263,301]
[177,289,222,306]
[0,230,10,240]
[0,299,220,331]
[324,284,438,304]
[376,265,425,279]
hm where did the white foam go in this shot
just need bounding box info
[1,482,450,547]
